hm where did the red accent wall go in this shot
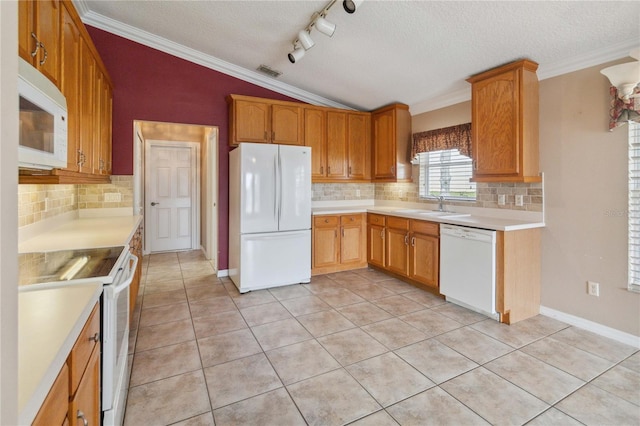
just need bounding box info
[87,26,299,270]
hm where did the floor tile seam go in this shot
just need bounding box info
[518,337,616,382]
[393,311,464,339]
[131,338,200,357]
[136,315,195,332]
[206,376,286,412]
[190,326,218,415]
[467,322,554,350]
[545,328,633,363]
[135,335,198,354]
[581,363,640,407]
[431,333,518,366]
[537,406,587,426]
[369,300,428,318]
[129,363,205,390]
[189,308,241,321]
[165,411,212,426]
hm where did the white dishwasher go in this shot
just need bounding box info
[439,224,499,320]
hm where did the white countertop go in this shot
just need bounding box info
[313,204,544,231]
[18,283,103,425]
[19,214,143,253]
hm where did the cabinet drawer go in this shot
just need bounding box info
[340,214,362,226]
[68,303,100,396]
[387,216,410,231]
[411,220,439,236]
[367,213,386,226]
[33,362,69,426]
[314,215,339,227]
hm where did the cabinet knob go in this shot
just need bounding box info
[89,332,100,343]
[404,234,409,245]
[77,410,88,426]
[324,219,329,223]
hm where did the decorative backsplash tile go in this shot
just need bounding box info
[78,175,134,209]
[18,184,76,227]
[18,176,135,227]
[312,183,375,201]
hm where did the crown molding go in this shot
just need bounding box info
[411,38,640,115]
[76,7,353,110]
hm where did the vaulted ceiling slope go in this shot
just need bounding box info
[76,0,640,114]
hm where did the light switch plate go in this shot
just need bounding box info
[498,194,506,205]
[515,194,524,206]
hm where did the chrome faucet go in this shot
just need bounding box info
[437,195,445,212]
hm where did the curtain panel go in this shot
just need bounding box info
[609,86,640,131]
[411,122,472,158]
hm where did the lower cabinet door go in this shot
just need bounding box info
[410,232,439,288]
[313,225,340,268]
[69,344,100,426]
[367,224,385,268]
[386,227,409,276]
[341,224,363,264]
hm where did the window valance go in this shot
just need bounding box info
[412,122,472,158]
[609,86,640,131]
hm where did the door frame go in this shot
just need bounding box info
[144,139,200,253]
[203,128,219,267]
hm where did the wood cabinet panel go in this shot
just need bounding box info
[367,213,386,226]
[386,227,409,276]
[372,103,412,182]
[69,344,100,426]
[304,108,326,179]
[272,104,304,146]
[467,59,540,183]
[67,304,99,395]
[34,0,61,87]
[367,224,385,269]
[129,224,143,323]
[326,111,347,179]
[18,1,35,62]
[313,223,340,269]
[78,37,95,174]
[346,113,370,180]
[312,213,366,275]
[33,363,69,426]
[233,99,271,143]
[410,232,439,288]
[341,215,364,265]
[61,3,80,172]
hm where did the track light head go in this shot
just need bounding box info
[343,0,363,14]
[298,30,315,50]
[314,16,336,37]
[288,46,305,63]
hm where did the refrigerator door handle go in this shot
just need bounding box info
[277,153,282,225]
[273,155,278,224]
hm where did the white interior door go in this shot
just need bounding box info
[146,141,199,252]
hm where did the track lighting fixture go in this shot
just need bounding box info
[343,0,363,14]
[298,30,315,50]
[287,0,363,63]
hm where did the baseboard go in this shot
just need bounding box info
[217,269,229,278]
[540,305,640,349]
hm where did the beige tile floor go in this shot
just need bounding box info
[124,250,640,426]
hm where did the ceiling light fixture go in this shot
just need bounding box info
[343,0,364,14]
[287,0,363,64]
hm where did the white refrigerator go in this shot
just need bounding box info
[229,143,312,292]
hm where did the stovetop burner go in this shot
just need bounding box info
[19,246,127,286]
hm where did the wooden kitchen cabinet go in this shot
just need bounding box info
[129,224,143,323]
[326,111,348,179]
[228,95,304,146]
[312,213,367,275]
[372,103,412,182]
[409,220,439,289]
[367,214,386,269]
[467,59,541,183]
[367,213,440,291]
[305,107,327,179]
[32,363,69,426]
[19,0,113,184]
[385,216,410,276]
[33,302,100,426]
[346,112,371,180]
[19,0,61,87]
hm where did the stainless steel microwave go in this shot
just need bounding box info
[18,58,67,170]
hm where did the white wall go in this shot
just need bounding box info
[0,1,19,424]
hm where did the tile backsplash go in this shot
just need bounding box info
[18,176,134,227]
[77,175,133,209]
[312,183,375,201]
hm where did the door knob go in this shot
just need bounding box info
[151,202,159,206]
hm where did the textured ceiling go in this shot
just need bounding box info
[78,0,640,114]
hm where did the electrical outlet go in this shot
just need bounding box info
[587,281,600,297]
[515,194,524,206]
[104,192,122,203]
[356,189,361,197]
[44,197,49,212]
[498,194,506,205]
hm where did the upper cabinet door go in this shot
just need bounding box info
[304,107,327,179]
[234,100,271,143]
[372,109,396,180]
[61,3,80,171]
[471,69,519,176]
[272,104,304,146]
[326,111,348,179]
[347,113,371,180]
[18,1,35,62]
[34,0,61,87]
